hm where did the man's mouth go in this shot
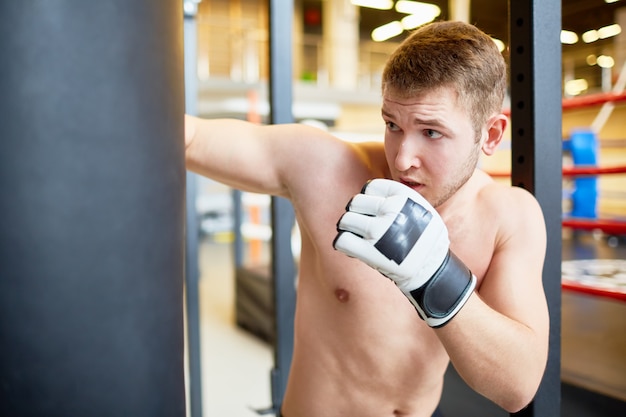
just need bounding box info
[399,178,423,188]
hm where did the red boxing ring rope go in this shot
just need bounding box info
[487,164,626,178]
[562,281,626,302]
[502,90,626,116]
[563,165,626,176]
[561,90,626,110]
[487,166,626,235]
[561,218,626,235]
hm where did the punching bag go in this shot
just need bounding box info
[0,1,186,416]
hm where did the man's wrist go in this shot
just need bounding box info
[406,251,476,328]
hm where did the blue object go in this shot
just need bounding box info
[568,129,598,218]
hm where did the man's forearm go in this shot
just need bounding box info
[436,294,548,413]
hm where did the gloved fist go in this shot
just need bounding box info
[334,179,449,292]
[333,179,476,327]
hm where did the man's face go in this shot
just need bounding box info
[382,87,482,208]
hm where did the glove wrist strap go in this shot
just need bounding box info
[407,251,476,328]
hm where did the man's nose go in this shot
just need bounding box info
[394,137,422,172]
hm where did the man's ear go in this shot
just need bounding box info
[481,114,508,156]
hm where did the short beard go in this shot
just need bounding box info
[431,138,481,208]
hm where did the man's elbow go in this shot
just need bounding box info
[500,392,534,414]
[502,340,549,412]
[498,375,544,413]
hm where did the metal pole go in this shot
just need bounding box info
[509,1,562,416]
[268,0,296,414]
[0,1,186,416]
[232,189,245,268]
[184,2,203,417]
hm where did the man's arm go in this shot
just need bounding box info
[334,181,549,413]
[436,187,549,413]
[185,115,293,197]
[185,115,388,201]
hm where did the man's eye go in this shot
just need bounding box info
[386,122,400,131]
[425,129,443,139]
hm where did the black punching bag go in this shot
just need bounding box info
[0,2,186,416]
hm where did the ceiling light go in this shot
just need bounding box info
[586,54,597,66]
[582,24,622,43]
[492,38,505,52]
[604,0,620,4]
[598,24,621,39]
[401,13,438,30]
[351,0,394,10]
[582,29,599,43]
[564,79,588,96]
[560,30,578,44]
[597,55,615,68]
[395,1,441,17]
[372,21,404,42]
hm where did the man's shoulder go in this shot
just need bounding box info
[314,138,388,178]
[475,175,541,211]
[286,136,387,209]
[353,141,389,177]
[464,178,547,286]
[470,178,545,237]
[477,181,546,249]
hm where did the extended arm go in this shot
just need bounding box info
[185,115,291,196]
[185,115,388,201]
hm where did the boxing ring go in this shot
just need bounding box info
[491,89,626,304]
[560,161,626,303]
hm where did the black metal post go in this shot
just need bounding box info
[268,0,297,414]
[0,1,186,416]
[509,1,562,416]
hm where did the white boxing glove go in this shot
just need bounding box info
[333,179,476,327]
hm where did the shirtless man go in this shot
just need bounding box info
[185,21,549,417]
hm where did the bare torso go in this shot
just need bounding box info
[280,142,500,417]
[185,109,547,416]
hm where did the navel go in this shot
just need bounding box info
[334,287,350,303]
